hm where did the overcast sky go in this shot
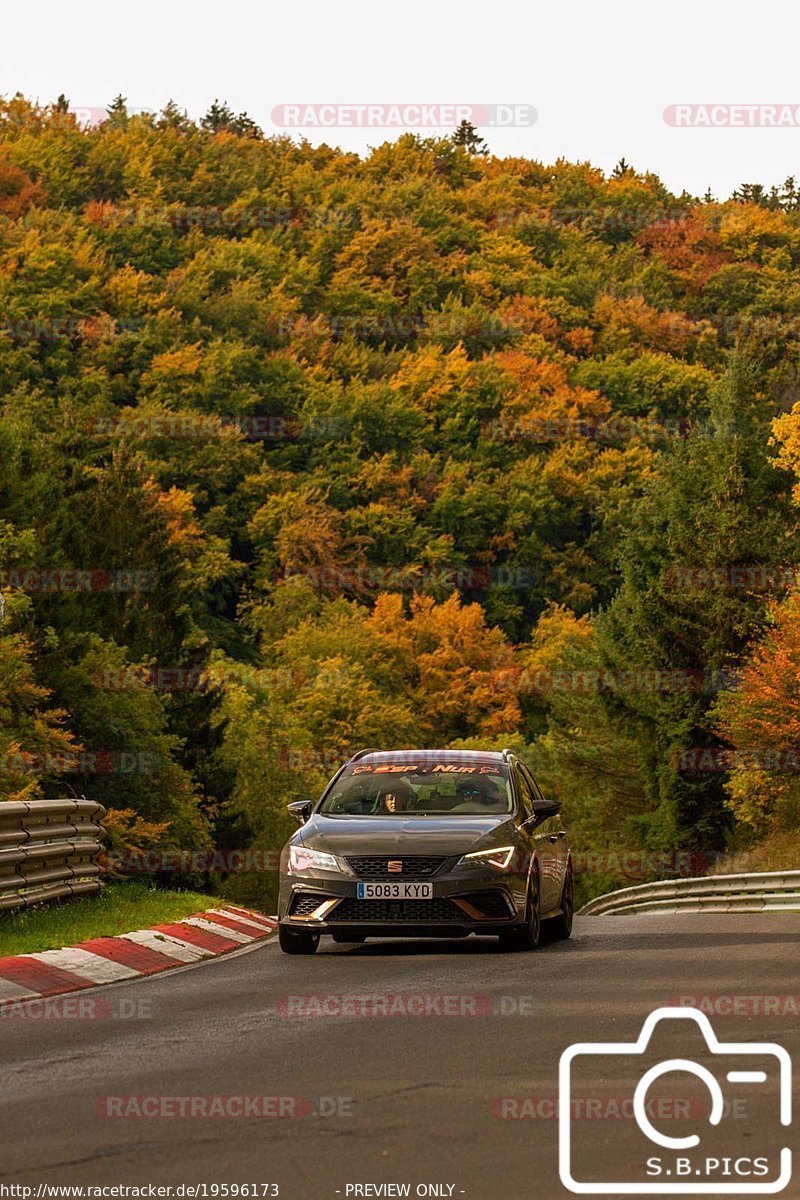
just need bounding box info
[2,0,799,199]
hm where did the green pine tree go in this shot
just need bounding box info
[451,119,488,155]
[201,99,262,138]
[603,356,796,850]
[106,94,128,127]
[541,355,798,856]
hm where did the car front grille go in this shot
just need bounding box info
[345,855,449,879]
[331,897,465,923]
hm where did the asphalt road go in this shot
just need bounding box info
[1,915,798,1199]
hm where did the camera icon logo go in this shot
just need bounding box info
[559,1007,792,1194]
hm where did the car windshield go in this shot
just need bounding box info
[319,760,513,816]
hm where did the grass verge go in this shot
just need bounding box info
[712,830,800,876]
[0,880,241,957]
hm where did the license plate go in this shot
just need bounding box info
[356,882,433,899]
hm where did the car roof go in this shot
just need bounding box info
[348,748,507,766]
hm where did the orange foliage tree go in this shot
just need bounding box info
[715,592,800,836]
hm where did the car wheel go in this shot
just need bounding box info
[332,933,365,943]
[498,867,541,952]
[547,861,574,941]
[279,924,320,955]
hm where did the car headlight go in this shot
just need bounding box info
[456,845,516,872]
[288,844,351,874]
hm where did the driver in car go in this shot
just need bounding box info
[381,781,413,813]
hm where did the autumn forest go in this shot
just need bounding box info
[1,95,799,906]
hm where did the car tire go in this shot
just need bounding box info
[278,924,320,955]
[547,861,574,941]
[498,867,541,952]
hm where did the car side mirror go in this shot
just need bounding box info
[532,798,562,821]
[287,799,313,825]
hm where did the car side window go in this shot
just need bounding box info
[514,766,535,819]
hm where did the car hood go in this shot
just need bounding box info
[297,813,517,857]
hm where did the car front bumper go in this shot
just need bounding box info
[278,868,527,937]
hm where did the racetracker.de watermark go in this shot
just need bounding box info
[488,415,691,445]
[271,103,536,128]
[87,414,312,441]
[0,315,141,342]
[675,748,800,773]
[92,662,348,693]
[100,848,280,875]
[669,993,800,1018]
[0,997,152,1021]
[492,1095,749,1120]
[0,568,155,593]
[664,104,800,127]
[95,1095,354,1119]
[280,564,536,593]
[664,565,799,592]
[489,666,735,696]
[277,993,535,1018]
[4,750,161,776]
[572,852,717,879]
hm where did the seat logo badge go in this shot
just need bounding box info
[387,860,403,873]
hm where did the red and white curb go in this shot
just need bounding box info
[0,905,277,1004]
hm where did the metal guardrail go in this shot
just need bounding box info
[577,870,800,916]
[0,798,106,911]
